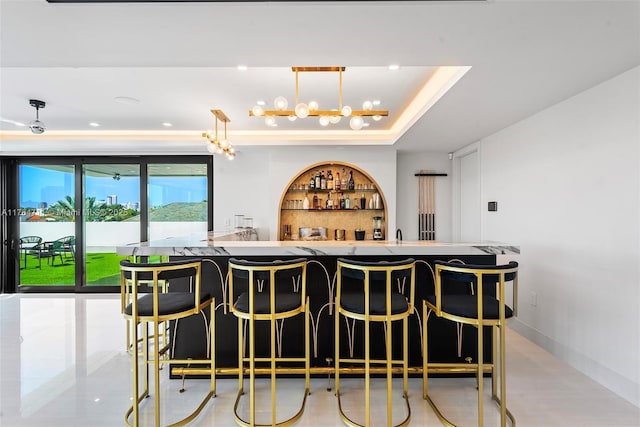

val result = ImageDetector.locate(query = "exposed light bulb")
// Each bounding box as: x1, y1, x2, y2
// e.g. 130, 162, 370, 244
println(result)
308, 101, 319, 111
295, 103, 309, 119
265, 116, 277, 127
362, 100, 373, 111
329, 115, 341, 124
341, 105, 352, 117
219, 139, 229, 149
207, 142, 218, 154
252, 105, 264, 116
274, 96, 288, 111
319, 116, 330, 126
372, 115, 382, 121
227, 152, 236, 160
349, 116, 364, 130
288, 115, 297, 122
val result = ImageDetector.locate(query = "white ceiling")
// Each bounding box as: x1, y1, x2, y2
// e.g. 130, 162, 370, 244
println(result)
0, 0, 638, 155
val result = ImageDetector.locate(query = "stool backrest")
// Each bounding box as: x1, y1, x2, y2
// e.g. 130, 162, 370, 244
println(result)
228, 258, 307, 315
336, 258, 416, 316
119, 259, 202, 317
433, 260, 519, 318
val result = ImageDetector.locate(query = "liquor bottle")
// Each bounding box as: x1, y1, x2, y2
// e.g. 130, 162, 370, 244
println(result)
303, 193, 310, 209
313, 192, 319, 209
341, 168, 347, 189
326, 192, 333, 209
321, 170, 326, 190
315, 171, 321, 190
360, 193, 366, 210
309, 173, 315, 190
348, 170, 355, 190
339, 194, 345, 209
345, 194, 350, 209
327, 170, 334, 190
335, 172, 341, 190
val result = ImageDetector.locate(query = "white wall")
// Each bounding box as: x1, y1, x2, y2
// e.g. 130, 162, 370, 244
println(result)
478, 66, 640, 406
396, 151, 452, 241
213, 146, 398, 241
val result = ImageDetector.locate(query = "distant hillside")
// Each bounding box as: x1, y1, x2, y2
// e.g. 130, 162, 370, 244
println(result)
125, 202, 207, 221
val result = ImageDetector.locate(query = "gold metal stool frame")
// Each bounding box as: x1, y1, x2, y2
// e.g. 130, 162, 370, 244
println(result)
335, 258, 416, 427
120, 259, 216, 427
228, 258, 310, 427
423, 261, 518, 427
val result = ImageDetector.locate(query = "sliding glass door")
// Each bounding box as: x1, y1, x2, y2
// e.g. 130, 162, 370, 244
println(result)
83, 164, 140, 286
18, 164, 76, 287
147, 163, 209, 241
8, 156, 212, 292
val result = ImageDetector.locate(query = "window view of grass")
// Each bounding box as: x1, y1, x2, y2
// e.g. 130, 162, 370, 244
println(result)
20, 252, 126, 286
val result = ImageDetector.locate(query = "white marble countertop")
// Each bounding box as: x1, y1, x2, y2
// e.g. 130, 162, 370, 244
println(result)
116, 232, 519, 257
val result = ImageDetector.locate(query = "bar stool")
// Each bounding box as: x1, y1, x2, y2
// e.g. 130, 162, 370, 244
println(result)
334, 258, 416, 427
422, 261, 518, 427
228, 258, 310, 427
120, 259, 216, 427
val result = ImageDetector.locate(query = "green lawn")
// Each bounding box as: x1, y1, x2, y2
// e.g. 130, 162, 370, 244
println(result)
20, 252, 125, 286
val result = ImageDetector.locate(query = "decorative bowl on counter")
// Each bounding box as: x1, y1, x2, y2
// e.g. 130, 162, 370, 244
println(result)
299, 227, 328, 241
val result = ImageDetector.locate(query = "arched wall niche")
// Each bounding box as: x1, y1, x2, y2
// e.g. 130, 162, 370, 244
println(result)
277, 161, 388, 241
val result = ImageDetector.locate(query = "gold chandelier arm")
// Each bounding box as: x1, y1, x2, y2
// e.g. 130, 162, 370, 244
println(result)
250, 109, 388, 117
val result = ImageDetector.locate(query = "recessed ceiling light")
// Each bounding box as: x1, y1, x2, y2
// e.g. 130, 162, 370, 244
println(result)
237, 65, 248, 71
114, 96, 141, 105
372, 100, 381, 106
256, 100, 266, 106
388, 64, 400, 71
89, 122, 100, 127
162, 122, 173, 127
363, 122, 370, 127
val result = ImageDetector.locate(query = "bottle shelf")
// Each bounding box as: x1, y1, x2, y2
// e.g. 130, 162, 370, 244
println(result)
281, 208, 384, 211
287, 188, 378, 193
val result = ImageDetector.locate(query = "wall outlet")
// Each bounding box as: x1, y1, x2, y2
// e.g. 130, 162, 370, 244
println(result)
529, 291, 538, 307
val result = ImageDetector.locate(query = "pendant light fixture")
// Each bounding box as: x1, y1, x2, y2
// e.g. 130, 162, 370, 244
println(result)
249, 67, 388, 130
201, 109, 235, 160
28, 99, 46, 134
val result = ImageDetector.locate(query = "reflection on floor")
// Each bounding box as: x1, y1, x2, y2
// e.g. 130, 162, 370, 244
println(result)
0, 294, 638, 426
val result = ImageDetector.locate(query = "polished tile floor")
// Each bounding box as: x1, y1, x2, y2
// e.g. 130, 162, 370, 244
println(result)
1, 293, 638, 426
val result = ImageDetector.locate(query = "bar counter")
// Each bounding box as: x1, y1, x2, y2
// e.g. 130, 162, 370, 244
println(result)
117, 235, 519, 376
116, 232, 520, 257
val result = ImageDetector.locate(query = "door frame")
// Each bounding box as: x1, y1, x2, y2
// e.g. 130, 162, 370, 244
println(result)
452, 142, 481, 242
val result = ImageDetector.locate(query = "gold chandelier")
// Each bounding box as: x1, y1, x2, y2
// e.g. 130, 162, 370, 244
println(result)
202, 109, 235, 160
249, 66, 389, 130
